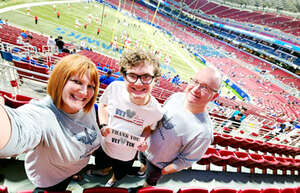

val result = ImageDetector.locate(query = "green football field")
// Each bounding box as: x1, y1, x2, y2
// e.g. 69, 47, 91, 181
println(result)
0, 0, 205, 81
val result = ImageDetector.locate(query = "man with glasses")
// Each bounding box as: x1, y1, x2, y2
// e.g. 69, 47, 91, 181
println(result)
130, 66, 222, 190
89, 49, 163, 187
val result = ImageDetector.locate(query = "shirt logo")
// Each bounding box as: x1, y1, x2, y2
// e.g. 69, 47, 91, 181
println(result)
126, 109, 136, 118
161, 114, 174, 130
75, 126, 97, 145
158, 113, 175, 140
114, 108, 144, 126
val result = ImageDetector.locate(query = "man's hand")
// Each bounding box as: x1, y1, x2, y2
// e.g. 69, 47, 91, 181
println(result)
161, 164, 177, 175
101, 126, 110, 137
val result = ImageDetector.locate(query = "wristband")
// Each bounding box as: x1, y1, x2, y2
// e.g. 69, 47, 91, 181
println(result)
99, 124, 107, 129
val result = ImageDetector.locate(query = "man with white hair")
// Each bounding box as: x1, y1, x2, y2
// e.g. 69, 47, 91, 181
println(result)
129, 66, 222, 190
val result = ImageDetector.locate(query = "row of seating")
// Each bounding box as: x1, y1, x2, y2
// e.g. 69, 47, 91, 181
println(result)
13, 60, 50, 81
213, 133, 300, 156
198, 147, 300, 174
7, 186, 299, 193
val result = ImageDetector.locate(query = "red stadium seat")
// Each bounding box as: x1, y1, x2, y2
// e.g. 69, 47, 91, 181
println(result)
0, 90, 13, 98
83, 187, 128, 193
213, 150, 239, 168
295, 187, 300, 193
18, 191, 71, 193
262, 155, 279, 170
197, 147, 218, 165
0, 185, 8, 193
230, 151, 249, 170
217, 134, 233, 147
230, 136, 245, 149
280, 188, 296, 193
177, 187, 209, 193
10, 80, 18, 88
4, 94, 29, 108
261, 188, 280, 193
239, 138, 257, 150
210, 188, 237, 193
250, 140, 265, 152
13, 60, 33, 78
238, 189, 261, 193
16, 94, 33, 102
275, 157, 290, 171
284, 158, 298, 171
212, 133, 223, 145
31, 65, 50, 81
138, 187, 173, 193
245, 153, 265, 172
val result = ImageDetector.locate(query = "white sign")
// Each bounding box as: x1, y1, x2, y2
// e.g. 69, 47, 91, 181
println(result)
106, 128, 144, 150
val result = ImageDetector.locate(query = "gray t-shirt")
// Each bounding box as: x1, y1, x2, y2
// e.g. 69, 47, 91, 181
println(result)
0, 96, 102, 187
144, 92, 214, 171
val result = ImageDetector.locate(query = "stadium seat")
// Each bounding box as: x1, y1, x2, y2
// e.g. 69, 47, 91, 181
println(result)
4, 94, 29, 108
211, 133, 224, 145
31, 65, 50, 81
0, 90, 13, 98
295, 187, 300, 193
230, 136, 245, 149
261, 188, 280, 193
262, 155, 279, 170
274, 157, 290, 171
280, 188, 296, 193
238, 189, 261, 193
217, 134, 233, 147
18, 190, 71, 193
138, 187, 173, 193
0, 51, 13, 62
245, 153, 265, 173
210, 188, 237, 193
177, 187, 209, 193
197, 147, 219, 165
239, 138, 257, 150
16, 94, 33, 102
230, 151, 249, 171
83, 187, 128, 193
13, 60, 34, 78
213, 150, 239, 170
250, 140, 265, 152
0, 185, 8, 193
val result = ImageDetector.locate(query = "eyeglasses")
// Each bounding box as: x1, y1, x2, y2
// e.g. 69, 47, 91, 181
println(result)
124, 72, 155, 84
189, 78, 218, 93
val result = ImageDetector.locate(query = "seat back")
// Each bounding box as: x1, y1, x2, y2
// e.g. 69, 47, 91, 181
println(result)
238, 189, 261, 193
83, 187, 128, 193
138, 187, 173, 193
211, 188, 237, 193
0, 51, 13, 62
261, 188, 280, 193
0, 185, 8, 193
280, 188, 296, 193
18, 191, 71, 193
177, 187, 209, 193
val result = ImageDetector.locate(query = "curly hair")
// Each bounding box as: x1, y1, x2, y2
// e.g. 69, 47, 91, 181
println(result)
119, 49, 161, 78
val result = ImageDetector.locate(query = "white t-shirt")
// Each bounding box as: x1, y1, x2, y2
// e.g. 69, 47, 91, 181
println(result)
99, 81, 163, 161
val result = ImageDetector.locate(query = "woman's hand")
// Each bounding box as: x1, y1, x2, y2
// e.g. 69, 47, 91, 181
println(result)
101, 126, 110, 137
0, 96, 5, 105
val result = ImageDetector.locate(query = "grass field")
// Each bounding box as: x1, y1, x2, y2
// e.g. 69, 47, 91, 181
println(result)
0, 0, 205, 81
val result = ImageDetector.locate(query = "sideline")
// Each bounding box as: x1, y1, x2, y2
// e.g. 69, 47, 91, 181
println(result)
0, 0, 81, 13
